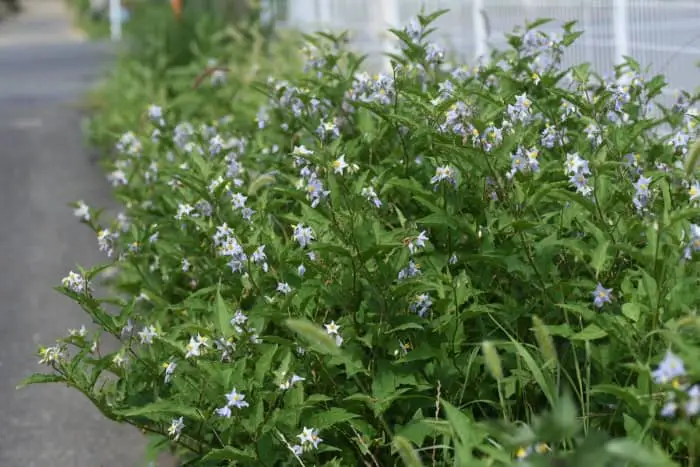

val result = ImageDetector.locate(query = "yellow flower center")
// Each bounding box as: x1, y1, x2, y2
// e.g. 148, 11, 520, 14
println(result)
535, 443, 550, 454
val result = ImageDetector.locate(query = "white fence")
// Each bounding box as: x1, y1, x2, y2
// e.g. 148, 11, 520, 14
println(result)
269, 0, 700, 95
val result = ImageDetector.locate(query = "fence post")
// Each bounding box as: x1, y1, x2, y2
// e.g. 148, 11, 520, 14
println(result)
613, 0, 629, 64
317, 0, 331, 28
378, 0, 400, 72
288, 0, 317, 32
472, 0, 487, 60
108, 0, 122, 41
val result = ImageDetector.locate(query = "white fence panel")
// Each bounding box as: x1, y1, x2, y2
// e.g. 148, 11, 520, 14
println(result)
271, 0, 700, 96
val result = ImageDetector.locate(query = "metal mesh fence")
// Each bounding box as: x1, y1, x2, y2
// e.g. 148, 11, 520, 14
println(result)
267, 0, 700, 98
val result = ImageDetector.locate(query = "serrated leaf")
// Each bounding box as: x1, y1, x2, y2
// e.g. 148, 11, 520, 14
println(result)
16, 373, 65, 389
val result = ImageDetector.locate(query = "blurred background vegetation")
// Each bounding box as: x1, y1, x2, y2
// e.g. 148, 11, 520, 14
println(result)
68, 0, 272, 41
71, 0, 302, 153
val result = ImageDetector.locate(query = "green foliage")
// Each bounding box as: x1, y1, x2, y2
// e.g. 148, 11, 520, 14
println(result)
22, 9, 700, 467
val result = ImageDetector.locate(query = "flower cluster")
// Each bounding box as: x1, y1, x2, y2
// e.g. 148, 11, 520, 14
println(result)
26, 9, 700, 467
652, 351, 700, 418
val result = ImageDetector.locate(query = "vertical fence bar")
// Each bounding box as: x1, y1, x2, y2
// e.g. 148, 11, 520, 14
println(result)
289, 0, 317, 32
613, 0, 629, 64
472, 0, 487, 59
582, 1, 594, 69
377, 0, 401, 72
318, 0, 331, 28
109, 0, 122, 41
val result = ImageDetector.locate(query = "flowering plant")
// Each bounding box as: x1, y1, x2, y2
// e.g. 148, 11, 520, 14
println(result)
21, 10, 700, 466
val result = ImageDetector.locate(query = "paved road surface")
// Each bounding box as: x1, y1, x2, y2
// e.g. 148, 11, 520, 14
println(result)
0, 2, 151, 466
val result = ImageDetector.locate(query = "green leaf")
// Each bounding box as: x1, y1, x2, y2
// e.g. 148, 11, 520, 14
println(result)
305, 407, 359, 430
305, 394, 332, 404
526, 181, 569, 208
416, 212, 459, 231
621, 303, 641, 323
555, 302, 597, 321
590, 240, 610, 277
285, 319, 341, 356
571, 324, 608, 341
327, 172, 343, 210
388, 322, 425, 333
382, 177, 431, 197
372, 361, 398, 402
254, 345, 278, 386
395, 419, 437, 446
114, 400, 203, 420
200, 446, 257, 463
685, 138, 700, 178
526, 17, 554, 30
16, 373, 65, 389
392, 436, 425, 467
562, 30, 584, 46
344, 394, 374, 404
623, 413, 644, 440
669, 207, 700, 227
214, 285, 230, 338
547, 188, 598, 217
394, 205, 408, 228
440, 400, 480, 463
545, 391, 580, 440
639, 269, 659, 314
189, 149, 210, 180
605, 439, 676, 466
590, 384, 644, 413
313, 242, 353, 259
508, 340, 556, 406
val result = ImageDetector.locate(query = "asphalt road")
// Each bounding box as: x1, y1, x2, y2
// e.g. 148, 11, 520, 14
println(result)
0, 2, 150, 466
